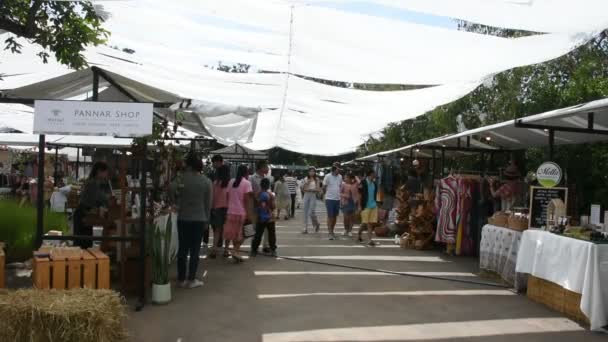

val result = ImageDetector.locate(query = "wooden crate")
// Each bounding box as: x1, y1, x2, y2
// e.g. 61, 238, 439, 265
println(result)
0, 244, 5, 288
33, 247, 110, 290
527, 275, 589, 324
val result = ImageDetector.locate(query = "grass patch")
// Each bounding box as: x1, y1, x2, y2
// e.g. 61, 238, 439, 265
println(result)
0, 200, 69, 262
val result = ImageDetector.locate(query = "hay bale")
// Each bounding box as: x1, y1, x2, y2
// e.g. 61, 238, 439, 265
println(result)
0, 288, 128, 342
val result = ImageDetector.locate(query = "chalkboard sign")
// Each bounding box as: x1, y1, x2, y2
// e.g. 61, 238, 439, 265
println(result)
529, 186, 568, 228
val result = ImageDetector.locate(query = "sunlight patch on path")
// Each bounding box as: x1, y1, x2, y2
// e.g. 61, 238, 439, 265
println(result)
262, 317, 583, 342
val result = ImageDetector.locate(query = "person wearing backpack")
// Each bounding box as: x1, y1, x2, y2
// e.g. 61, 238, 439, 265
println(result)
250, 178, 277, 257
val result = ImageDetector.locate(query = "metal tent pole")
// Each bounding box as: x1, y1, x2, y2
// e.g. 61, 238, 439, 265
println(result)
136, 142, 148, 311
548, 129, 555, 161
76, 147, 80, 179
54, 147, 59, 184
36, 135, 46, 249
440, 148, 446, 178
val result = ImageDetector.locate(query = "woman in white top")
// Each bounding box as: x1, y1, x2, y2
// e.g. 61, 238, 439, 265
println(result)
301, 167, 321, 233
274, 174, 292, 220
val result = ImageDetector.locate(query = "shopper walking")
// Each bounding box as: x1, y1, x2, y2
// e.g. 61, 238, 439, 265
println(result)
203, 154, 225, 250
341, 172, 359, 237
170, 154, 213, 288
285, 171, 298, 218
301, 167, 321, 234
250, 160, 272, 252
274, 174, 291, 220
323, 165, 343, 240
358, 170, 379, 247
251, 178, 277, 257
208, 164, 231, 259
224, 164, 253, 263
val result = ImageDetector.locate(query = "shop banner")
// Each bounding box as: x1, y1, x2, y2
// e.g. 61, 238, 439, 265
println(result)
536, 162, 562, 188
34, 100, 153, 137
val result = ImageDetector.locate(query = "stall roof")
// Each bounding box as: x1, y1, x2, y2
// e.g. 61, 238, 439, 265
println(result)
358, 98, 608, 161
211, 143, 268, 161
0, 133, 135, 148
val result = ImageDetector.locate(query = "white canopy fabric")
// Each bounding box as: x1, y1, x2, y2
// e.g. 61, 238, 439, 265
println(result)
99, 0, 597, 85
323, 0, 608, 34
2, 0, 607, 155
1, 36, 483, 154
358, 98, 608, 161
0, 104, 34, 133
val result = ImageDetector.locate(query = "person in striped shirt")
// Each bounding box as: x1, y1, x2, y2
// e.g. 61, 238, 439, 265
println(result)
285, 171, 299, 218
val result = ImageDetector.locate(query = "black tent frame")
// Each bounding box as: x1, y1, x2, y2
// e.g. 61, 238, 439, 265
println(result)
0, 67, 178, 311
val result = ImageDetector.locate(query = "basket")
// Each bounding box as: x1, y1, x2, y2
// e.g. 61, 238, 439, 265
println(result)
508, 215, 529, 231
527, 275, 589, 325
489, 212, 509, 227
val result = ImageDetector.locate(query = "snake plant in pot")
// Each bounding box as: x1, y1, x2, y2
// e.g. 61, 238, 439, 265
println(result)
151, 212, 175, 304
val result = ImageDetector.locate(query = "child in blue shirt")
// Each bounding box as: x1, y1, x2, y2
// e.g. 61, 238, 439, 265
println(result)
251, 178, 277, 257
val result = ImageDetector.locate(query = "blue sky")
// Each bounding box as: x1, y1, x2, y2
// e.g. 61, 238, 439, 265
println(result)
316, 1, 457, 29
196, 1, 457, 33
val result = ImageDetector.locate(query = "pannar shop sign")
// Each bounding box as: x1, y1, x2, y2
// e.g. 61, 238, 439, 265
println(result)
536, 162, 562, 188
34, 100, 153, 137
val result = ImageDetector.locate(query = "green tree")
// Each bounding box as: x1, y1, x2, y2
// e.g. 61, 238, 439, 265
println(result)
0, 0, 108, 69
360, 22, 608, 211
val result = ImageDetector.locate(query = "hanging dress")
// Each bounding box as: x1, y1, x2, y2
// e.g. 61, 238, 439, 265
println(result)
435, 176, 458, 244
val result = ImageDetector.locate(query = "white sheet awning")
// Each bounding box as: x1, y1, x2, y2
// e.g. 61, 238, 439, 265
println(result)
358, 98, 608, 160
1, 0, 606, 155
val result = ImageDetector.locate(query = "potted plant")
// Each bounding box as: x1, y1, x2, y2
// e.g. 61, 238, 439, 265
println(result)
151, 212, 175, 304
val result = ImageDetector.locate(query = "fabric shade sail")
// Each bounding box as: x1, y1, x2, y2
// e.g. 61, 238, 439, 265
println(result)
98, 0, 598, 85
2, 0, 607, 155
328, 0, 608, 34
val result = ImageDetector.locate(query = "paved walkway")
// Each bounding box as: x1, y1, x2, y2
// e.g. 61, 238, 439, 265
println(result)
127, 205, 605, 342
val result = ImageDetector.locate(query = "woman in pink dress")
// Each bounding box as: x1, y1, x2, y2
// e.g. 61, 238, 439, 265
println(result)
224, 164, 253, 263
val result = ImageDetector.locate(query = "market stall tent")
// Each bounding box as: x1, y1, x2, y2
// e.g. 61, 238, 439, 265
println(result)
211, 144, 268, 163
357, 98, 608, 161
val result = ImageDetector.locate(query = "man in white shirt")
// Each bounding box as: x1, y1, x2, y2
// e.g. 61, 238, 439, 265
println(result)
323, 166, 343, 240
50, 184, 72, 213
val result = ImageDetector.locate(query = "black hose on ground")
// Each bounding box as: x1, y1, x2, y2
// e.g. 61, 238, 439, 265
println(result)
229, 248, 512, 289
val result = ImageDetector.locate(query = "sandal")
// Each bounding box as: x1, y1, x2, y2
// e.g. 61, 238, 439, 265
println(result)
223, 250, 231, 258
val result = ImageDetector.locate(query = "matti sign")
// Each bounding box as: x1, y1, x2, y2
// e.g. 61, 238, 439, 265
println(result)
34, 100, 153, 137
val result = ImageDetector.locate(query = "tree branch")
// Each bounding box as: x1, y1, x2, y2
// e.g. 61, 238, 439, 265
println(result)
25, 0, 43, 36
0, 18, 31, 38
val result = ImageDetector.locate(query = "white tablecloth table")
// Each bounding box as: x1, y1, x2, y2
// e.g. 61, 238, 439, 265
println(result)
516, 229, 608, 330
479, 224, 526, 287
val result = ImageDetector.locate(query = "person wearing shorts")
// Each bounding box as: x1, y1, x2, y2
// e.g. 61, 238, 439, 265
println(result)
323, 166, 343, 240
208, 164, 230, 259
358, 169, 378, 246
224, 164, 253, 263
341, 172, 358, 237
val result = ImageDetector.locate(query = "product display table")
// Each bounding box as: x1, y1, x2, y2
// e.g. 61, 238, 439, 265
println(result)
516, 229, 608, 330
479, 224, 526, 287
